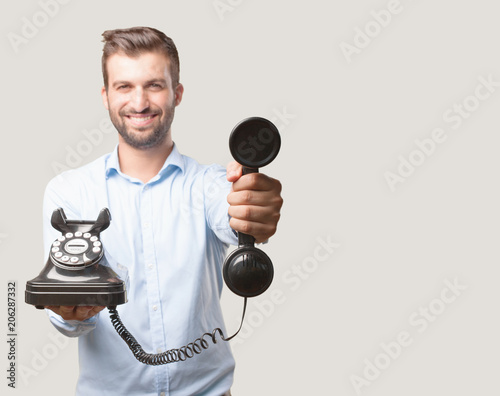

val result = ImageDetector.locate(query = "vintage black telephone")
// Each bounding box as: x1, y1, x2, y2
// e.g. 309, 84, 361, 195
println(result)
26, 117, 281, 365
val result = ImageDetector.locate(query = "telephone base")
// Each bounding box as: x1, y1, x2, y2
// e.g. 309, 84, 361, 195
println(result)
25, 258, 127, 308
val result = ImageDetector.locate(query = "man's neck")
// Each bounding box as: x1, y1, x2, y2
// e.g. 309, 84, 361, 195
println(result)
117, 137, 174, 183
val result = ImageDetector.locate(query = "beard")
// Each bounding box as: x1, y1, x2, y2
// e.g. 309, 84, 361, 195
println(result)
109, 100, 176, 150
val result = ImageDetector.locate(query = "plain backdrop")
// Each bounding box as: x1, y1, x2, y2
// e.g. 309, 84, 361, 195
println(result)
1, 0, 500, 395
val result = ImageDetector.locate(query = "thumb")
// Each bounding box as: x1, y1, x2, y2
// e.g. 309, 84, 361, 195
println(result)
226, 161, 243, 183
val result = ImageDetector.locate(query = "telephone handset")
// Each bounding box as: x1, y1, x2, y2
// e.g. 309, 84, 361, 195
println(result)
224, 116, 281, 297
25, 117, 280, 365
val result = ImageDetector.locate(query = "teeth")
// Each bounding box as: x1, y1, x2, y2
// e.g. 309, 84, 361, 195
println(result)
129, 115, 153, 122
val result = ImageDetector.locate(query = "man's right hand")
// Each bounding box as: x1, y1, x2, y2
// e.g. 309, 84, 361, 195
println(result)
45, 306, 105, 321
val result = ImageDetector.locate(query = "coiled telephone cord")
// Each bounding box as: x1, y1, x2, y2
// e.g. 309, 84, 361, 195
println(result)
108, 298, 247, 365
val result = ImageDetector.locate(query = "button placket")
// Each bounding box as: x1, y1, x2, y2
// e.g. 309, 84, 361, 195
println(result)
140, 183, 169, 392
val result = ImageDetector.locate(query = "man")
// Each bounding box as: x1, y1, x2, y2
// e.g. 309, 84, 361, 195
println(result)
43, 27, 282, 396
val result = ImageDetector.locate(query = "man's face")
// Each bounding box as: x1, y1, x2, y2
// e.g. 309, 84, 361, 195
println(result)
101, 51, 183, 149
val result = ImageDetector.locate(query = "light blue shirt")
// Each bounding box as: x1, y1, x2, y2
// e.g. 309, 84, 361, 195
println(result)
43, 144, 238, 396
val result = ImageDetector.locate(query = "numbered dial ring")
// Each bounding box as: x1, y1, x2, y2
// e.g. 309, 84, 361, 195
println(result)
50, 232, 102, 268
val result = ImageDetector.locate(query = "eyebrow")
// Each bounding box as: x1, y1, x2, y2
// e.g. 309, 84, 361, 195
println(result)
112, 78, 168, 88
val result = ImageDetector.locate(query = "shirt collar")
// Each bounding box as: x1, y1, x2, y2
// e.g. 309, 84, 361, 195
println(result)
105, 143, 185, 181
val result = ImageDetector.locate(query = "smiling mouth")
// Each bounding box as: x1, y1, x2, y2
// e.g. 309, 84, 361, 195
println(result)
125, 114, 158, 126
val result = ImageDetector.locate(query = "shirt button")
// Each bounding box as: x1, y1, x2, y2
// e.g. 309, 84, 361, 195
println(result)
157, 348, 162, 353
160, 392, 165, 396
152, 305, 158, 311
143, 222, 149, 229
148, 263, 153, 269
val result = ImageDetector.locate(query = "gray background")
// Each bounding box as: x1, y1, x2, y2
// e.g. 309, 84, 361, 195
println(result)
1, 0, 500, 395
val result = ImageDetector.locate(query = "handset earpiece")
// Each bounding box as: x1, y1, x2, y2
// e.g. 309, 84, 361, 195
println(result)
223, 117, 281, 297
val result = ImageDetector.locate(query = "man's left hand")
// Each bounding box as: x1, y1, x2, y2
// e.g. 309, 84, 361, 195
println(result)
226, 161, 283, 243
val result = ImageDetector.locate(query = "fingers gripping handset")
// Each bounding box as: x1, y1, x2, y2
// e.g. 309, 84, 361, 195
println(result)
223, 117, 281, 297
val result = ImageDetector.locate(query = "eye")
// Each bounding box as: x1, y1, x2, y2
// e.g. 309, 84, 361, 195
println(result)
149, 83, 163, 89
116, 85, 129, 90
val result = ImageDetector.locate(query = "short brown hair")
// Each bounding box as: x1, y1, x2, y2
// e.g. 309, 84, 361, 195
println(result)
101, 26, 180, 89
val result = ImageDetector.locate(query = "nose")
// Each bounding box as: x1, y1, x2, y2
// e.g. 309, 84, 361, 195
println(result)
130, 87, 149, 112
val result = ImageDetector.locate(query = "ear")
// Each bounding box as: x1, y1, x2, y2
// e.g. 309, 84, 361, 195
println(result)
101, 86, 109, 110
174, 83, 184, 106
